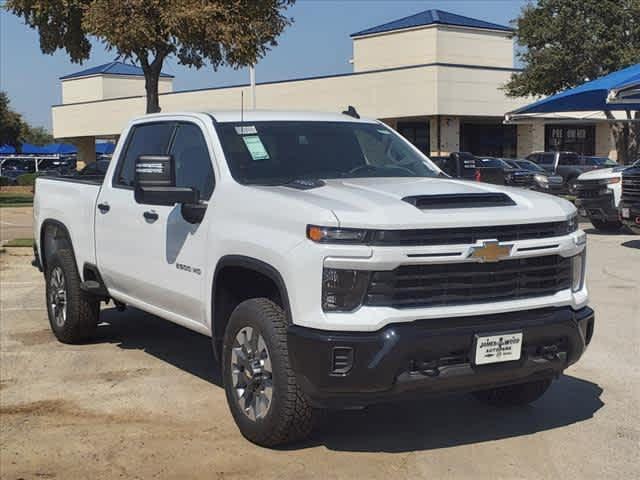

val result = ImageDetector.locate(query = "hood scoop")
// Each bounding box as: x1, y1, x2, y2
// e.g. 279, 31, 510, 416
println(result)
403, 193, 516, 210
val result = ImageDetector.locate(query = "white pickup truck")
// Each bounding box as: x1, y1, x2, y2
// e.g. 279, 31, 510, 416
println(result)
33, 110, 594, 446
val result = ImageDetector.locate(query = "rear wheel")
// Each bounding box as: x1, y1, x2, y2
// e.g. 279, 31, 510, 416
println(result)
222, 298, 317, 447
591, 219, 623, 232
45, 249, 99, 343
472, 379, 552, 407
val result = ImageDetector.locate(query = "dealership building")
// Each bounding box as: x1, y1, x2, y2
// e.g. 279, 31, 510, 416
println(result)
51, 9, 616, 165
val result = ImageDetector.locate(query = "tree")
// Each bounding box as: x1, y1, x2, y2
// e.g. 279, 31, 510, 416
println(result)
21, 125, 54, 146
6, 0, 295, 114
0, 92, 24, 147
505, 0, 640, 164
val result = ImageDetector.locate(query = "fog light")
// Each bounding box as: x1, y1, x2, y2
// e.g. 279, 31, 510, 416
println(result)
572, 250, 586, 292
322, 268, 369, 312
331, 347, 354, 375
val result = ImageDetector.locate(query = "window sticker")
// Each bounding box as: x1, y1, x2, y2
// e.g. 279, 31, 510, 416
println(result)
242, 135, 270, 161
235, 125, 257, 135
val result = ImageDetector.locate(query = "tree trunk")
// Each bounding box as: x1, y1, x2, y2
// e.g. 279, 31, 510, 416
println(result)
604, 111, 639, 165
143, 68, 161, 114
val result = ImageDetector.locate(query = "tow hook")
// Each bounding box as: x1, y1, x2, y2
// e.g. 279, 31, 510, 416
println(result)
540, 344, 559, 361
416, 360, 440, 377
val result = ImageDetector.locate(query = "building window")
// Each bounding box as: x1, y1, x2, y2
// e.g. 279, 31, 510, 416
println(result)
460, 123, 517, 158
397, 121, 429, 154
545, 125, 595, 155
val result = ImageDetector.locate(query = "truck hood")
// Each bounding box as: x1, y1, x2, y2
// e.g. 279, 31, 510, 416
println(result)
578, 166, 625, 180
260, 177, 575, 229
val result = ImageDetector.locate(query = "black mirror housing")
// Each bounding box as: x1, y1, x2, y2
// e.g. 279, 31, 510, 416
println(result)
134, 154, 200, 206
134, 185, 199, 206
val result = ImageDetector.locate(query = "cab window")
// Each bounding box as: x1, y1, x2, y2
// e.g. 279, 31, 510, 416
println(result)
170, 123, 215, 199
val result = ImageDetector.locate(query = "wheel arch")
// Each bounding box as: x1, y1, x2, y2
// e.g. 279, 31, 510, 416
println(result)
210, 255, 292, 360
39, 219, 79, 276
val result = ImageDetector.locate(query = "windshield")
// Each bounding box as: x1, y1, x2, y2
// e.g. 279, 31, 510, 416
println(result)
515, 160, 545, 172
217, 121, 440, 185
475, 157, 506, 169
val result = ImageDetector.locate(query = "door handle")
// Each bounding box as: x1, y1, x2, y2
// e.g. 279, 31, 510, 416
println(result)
97, 202, 110, 213
143, 210, 159, 221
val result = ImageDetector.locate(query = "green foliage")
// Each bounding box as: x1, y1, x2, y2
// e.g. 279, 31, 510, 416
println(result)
16, 173, 37, 186
0, 176, 13, 187
0, 92, 24, 147
5, 0, 296, 113
21, 125, 54, 146
3, 238, 34, 247
506, 0, 640, 97
0, 192, 34, 207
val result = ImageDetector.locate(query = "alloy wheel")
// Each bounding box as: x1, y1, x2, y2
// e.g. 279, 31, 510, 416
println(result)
49, 266, 67, 327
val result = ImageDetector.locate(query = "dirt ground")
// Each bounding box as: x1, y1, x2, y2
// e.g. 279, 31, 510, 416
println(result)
0, 207, 33, 244
1, 226, 639, 480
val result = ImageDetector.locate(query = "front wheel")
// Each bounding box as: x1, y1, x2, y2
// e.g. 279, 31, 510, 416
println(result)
222, 298, 317, 447
472, 379, 552, 407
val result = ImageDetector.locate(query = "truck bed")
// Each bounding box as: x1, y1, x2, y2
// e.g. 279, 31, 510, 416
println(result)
34, 175, 103, 276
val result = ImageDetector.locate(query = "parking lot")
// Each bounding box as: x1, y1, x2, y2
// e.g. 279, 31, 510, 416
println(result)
0, 224, 638, 479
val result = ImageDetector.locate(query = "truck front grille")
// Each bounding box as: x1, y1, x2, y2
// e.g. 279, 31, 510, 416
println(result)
368, 220, 574, 246
622, 174, 640, 202
365, 255, 571, 309
511, 173, 534, 185
576, 180, 605, 199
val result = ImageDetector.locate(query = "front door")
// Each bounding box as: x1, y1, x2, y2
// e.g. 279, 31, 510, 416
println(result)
95, 120, 215, 325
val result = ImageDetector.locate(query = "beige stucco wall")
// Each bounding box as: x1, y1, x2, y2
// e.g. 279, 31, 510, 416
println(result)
438, 117, 460, 155
352, 28, 438, 72
435, 27, 513, 68
595, 122, 616, 160
516, 120, 545, 158
53, 64, 530, 140
71, 136, 96, 168
62, 75, 173, 104
352, 25, 513, 73
61, 76, 104, 104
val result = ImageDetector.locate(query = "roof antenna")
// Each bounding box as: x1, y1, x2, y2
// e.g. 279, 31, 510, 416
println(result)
342, 105, 360, 119
241, 90, 244, 125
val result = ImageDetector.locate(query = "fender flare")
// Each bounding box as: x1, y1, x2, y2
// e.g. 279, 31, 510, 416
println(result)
39, 219, 79, 275
211, 254, 292, 338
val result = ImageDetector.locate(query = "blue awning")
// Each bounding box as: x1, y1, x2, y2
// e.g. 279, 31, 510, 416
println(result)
0, 144, 16, 154
42, 143, 77, 154
20, 143, 49, 154
509, 63, 640, 115
96, 142, 115, 155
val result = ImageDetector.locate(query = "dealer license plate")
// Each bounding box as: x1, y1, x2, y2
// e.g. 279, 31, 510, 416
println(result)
622, 208, 630, 219
474, 332, 523, 365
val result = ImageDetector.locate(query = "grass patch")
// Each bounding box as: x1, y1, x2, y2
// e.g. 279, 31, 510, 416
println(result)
3, 238, 34, 247
0, 192, 33, 207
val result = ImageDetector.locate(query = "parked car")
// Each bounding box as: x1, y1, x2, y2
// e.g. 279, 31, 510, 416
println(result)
478, 157, 536, 188
620, 159, 640, 234
32, 111, 593, 447
575, 166, 628, 231
438, 152, 504, 185
526, 151, 603, 194
504, 159, 564, 193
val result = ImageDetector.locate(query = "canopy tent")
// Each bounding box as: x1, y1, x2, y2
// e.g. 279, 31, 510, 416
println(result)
20, 143, 49, 154
0, 145, 16, 154
41, 143, 77, 154
95, 142, 115, 155
506, 63, 640, 122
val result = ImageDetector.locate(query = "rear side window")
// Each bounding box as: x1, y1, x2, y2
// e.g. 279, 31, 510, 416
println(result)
115, 122, 175, 187
539, 153, 555, 165
170, 123, 215, 199
559, 153, 579, 166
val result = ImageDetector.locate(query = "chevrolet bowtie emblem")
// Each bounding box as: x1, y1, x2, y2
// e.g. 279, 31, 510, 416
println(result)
469, 241, 513, 263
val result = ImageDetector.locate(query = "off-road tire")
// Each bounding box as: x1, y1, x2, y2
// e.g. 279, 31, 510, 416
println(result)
222, 298, 316, 447
45, 249, 99, 343
472, 379, 552, 407
591, 219, 623, 232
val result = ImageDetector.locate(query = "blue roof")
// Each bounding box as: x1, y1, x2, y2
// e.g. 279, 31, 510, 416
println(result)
42, 143, 77, 154
60, 61, 173, 80
351, 9, 512, 37
20, 143, 49, 154
0, 144, 16, 154
510, 63, 640, 115
96, 142, 115, 155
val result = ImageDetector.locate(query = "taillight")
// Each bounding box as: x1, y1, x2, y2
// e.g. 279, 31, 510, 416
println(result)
474, 169, 482, 182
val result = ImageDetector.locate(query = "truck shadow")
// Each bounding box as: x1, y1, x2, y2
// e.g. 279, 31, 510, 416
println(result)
94, 306, 603, 453
621, 239, 640, 249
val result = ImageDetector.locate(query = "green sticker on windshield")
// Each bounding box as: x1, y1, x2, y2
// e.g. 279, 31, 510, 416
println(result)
242, 135, 270, 161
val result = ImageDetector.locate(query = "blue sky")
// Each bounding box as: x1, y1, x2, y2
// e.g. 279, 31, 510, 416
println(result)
0, 0, 528, 130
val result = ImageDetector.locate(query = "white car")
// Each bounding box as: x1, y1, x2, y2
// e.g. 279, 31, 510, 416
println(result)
575, 165, 628, 231
32, 110, 594, 446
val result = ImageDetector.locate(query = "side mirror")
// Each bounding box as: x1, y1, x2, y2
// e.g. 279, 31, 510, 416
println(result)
134, 154, 198, 206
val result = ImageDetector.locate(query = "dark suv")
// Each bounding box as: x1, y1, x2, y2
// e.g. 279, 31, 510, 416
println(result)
526, 151, 602, 194
620, 160, 640, 233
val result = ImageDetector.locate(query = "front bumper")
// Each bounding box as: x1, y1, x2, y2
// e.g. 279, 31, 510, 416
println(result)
576, 193, 618, 222
288, 306, 594, 408
620, 201, 640, 232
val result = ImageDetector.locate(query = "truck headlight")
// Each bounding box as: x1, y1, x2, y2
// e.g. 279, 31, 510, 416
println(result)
534, 174, 549, 187
322, 268, 369, 311
571, 249, 586, 292
307, 225, 368, 244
